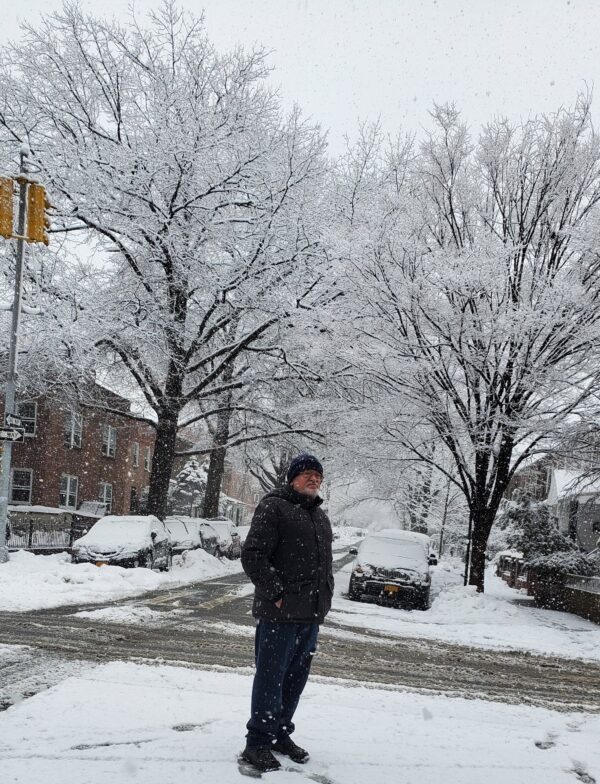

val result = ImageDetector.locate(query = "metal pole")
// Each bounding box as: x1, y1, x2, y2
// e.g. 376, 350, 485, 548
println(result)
463, 510, 474, 586
0, 148, 29, 563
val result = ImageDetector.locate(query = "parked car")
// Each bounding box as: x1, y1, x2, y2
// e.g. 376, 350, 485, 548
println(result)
166, 516, 221, 557
196, 521, 221, 557
235, 524, 251, 546
206, 519, 242, 559
165, 518, 203, 555
72, 515, 173, 571
347, 529, 434, 610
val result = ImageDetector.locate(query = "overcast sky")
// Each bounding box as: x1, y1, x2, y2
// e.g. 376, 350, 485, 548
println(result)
3, 0, 600, 152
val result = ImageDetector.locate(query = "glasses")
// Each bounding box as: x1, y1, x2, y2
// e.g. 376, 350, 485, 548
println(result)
298, 471, 322, 483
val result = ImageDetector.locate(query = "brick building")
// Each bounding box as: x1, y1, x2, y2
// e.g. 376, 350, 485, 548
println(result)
2, 386, 156, 515
220, 460, 262, 523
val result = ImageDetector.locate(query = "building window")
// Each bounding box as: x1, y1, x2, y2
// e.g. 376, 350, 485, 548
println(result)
102, 425, 117, 458
132, 441, 140, 468
63, 411, 83, 449
59, 475, 78, 509
10, 469, 32, 504
16, 401, 37, 436
129, 487, 138, 513
98, 482, 113, 514
144, 446, 152, 472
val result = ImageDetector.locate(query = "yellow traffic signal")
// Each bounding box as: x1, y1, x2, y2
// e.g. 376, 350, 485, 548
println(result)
26, 183, 50, 245
0, 177, 14, 239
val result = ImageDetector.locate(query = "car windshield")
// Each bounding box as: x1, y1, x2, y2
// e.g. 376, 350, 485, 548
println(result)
358, 538, 427, 568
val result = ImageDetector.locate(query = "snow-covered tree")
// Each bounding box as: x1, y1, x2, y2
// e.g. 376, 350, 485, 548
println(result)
0, 2, 330, 518
333, 100, 600, 590
168, 457, 207, 516
500, 492, 574, 559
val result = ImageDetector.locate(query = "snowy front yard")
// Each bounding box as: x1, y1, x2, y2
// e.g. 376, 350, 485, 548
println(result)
329, 560, 600, 663
0, 549, 243, 612
0, 660, 597, 784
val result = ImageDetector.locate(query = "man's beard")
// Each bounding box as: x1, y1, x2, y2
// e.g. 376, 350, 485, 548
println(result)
300, 486, 320, 497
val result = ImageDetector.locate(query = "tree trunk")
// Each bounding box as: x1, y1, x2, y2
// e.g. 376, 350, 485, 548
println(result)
468, 513, 494, 592
202, 444, 227, 518
202, 407, 232, 518
147, 413, 179, 521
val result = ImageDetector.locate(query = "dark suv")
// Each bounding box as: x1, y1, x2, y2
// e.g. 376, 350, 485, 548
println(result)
348, 529, 434, 610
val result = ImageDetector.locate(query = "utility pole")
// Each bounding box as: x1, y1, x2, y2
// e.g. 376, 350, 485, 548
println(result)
0, 147, 49, 564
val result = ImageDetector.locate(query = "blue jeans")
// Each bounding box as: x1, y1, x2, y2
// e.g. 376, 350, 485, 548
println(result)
246, 620, 319, 748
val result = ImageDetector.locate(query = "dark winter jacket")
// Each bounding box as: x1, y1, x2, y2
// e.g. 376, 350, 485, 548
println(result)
241, 484, 334, 624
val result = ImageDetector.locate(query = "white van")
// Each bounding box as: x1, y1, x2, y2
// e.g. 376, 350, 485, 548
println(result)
347, 529, 434, 610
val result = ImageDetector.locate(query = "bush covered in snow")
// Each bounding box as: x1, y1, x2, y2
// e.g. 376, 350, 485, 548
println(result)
527, 550, 600, 580
497, 491, 600, 583
500, 492, 575, 560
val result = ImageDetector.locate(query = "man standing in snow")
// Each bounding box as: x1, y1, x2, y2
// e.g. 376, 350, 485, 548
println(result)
240, 454, 334, 773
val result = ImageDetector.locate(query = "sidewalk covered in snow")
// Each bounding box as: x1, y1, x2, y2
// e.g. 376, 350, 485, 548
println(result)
0, 661, 597, 784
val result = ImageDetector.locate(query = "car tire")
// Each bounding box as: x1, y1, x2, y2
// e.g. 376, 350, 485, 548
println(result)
348, 576, 362, 601
416, 590, 430, 611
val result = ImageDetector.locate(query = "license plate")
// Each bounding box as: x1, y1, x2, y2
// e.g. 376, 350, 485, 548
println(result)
95, 561, 108, 567
384, 584, 399, 593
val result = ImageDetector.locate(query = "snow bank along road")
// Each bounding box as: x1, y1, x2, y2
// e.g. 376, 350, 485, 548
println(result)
1, 554, 600, 714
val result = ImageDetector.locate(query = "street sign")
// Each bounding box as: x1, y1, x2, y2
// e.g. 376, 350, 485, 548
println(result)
0, 427, 24, 442
4, 412, 22, 428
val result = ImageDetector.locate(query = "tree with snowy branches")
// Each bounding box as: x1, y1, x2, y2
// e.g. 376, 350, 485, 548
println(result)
332, 99, 600, 590
0, 2, 331, 518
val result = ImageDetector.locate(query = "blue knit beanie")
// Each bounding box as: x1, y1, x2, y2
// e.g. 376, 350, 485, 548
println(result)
287, 454, 324, 484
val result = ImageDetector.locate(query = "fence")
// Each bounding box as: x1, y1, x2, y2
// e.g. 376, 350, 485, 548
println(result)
6, 509, 98, 554
496, 554, 600, 624
562, 574, 600, 624
8, 519, 73, 551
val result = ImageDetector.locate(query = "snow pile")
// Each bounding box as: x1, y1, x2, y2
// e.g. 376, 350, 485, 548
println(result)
427, 584, 519, 625
175, 546, 241, 577
0, 660, 597, 784
328, 561, 600, 662
75, 606, 180, 625
0, 549, 243, 612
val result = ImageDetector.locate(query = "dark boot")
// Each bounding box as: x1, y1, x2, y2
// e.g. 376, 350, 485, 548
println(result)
241, 746, 282, 772
272, 735, 309, 763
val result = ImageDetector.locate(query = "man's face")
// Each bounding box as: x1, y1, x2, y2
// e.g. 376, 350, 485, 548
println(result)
291, 469, 323, 497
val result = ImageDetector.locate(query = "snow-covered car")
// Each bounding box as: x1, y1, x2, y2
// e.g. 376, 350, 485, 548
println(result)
348, 529, 434, 610
72, 515, 173, 570
196, 522, 221, 557
206, 519, 242, 559
165, 518, 203, 554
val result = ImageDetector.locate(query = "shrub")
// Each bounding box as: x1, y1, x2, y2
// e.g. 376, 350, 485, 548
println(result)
501, 491, 575, 560
527, 550, 600, 581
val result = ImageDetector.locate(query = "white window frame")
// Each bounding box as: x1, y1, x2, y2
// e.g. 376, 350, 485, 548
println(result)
64, 410, 83, 449
10, 468, 32, 504
59, 474, 78, 509
144, 446, 152, 472
16, 401, 37, 437
132, 441, 140, 468
102, 424, 117, 458
98, 482, 113, 514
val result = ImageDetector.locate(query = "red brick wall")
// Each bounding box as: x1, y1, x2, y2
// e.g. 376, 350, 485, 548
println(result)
3, 395, 156, 515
